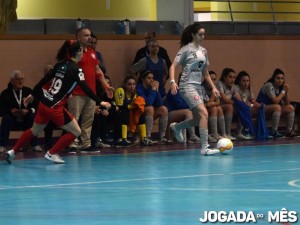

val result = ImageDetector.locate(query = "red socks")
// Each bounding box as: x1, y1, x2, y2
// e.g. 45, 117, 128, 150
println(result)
13, 129, 34, 153
49, 133, 76, 155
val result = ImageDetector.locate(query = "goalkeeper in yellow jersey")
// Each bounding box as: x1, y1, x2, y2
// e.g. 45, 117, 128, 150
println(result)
114, 75, 157, 146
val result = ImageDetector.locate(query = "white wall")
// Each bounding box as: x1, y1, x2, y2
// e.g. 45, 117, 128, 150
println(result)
156, 0, 194, 27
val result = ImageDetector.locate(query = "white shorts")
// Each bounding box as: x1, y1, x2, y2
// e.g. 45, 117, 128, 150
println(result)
179, 84, 204, 110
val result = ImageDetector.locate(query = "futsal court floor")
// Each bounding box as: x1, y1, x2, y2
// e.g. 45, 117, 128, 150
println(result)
1, 138, 300, 225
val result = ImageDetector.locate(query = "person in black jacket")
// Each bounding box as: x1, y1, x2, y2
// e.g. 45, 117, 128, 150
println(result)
0, 70, 42, 153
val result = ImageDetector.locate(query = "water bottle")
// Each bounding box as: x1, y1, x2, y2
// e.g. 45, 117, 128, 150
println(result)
76, 18, 82, 29
159, 22, 165, 34
124, 19, 130, 35
175, 21, 181, 35
117, 20, 125, 34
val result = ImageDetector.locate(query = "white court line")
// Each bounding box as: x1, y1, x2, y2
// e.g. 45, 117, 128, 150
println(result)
1, 167, 300, 191
43, 186, 300, 193
229, 167, 300, 175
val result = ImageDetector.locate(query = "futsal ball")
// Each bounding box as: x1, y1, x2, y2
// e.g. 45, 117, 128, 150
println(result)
216, 138, 233, 155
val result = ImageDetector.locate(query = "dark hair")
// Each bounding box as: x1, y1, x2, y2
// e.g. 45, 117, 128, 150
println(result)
180, 23, 204, 47
138, 70, 153, 83
145, 30, 156, 38
56, 40, 82, 61
203, 70, 217, 90
235, 70, 249, 85
220, 68, 236, 82
266, 68, 285, 84
104, 75, 110, 81
91, 32, 97, 40
123, 75, 137, 85
209, 70, 216, 76
121, 75, 137, 98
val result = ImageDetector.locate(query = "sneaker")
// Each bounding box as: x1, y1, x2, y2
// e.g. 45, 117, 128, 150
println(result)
170, 122, 184, 143
200, 145, 220, 156
141, 137, 157, 146
6, 150, 15, 164
159, 137, 173, 144
188, 135, 201, 143
44, 151, 65, 164
116, 139, 134, 147
236, 133, 252, 140
95, 138, 111, 149
33, 145, 43, 152
208, 135, 217, 143
133, 136, 141, 144
0, 146, 7, 153
286, 130, 297, 138
226, 134, 237, 141
80, 146, 101, 153
273, 130, 284, 139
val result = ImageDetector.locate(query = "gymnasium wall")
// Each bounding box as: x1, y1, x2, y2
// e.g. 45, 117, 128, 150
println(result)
0, 35, 299, 102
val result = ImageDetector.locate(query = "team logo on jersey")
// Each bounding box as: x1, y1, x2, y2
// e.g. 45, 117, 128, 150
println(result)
175, 53, 181, 62
118, 92, 124, 100
91, 53, 96, 59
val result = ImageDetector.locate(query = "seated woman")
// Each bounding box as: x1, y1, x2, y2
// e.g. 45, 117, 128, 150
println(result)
234, 70, 261, 140
136, 71, 170, 144
256, 68, 296, 138
201, 71, 226, 142
216, 68, 238, 140
91, 75, 114, 149
165, 74, 200, 143
114, 75, 154, 146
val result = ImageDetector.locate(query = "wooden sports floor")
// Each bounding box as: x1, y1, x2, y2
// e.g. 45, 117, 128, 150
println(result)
1, 138, 300, 225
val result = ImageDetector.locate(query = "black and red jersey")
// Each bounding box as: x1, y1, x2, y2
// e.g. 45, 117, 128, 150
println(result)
32, 60, 101, 108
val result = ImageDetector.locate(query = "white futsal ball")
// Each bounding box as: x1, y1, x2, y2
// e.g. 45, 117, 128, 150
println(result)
216, 138, 233, 155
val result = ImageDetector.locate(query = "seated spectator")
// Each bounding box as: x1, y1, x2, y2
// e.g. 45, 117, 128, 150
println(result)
201, 71, 226, 142
131, 40, 168, 98
256, 68, 296, 138
0, 70, 42, 153
133, 30, 171, 71
136, 71, 169, 144
234, 71, 262, 140
165, 74, 200, 143
291, 101, 300, 136
91, 75, 114, 149
114, 75, 154, 146
216, 68, 238, 140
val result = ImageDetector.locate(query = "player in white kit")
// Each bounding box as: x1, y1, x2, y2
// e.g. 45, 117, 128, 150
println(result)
168, 23, 220, 155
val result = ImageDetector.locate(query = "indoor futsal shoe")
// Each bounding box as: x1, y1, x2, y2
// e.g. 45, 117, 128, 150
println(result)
45, 151, 65, 164
200, 145, 220, 156
170, 122, 184, 143
6, 150, 15, 164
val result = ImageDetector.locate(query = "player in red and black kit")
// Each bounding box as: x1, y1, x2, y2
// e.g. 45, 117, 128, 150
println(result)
6, 40, 111, 164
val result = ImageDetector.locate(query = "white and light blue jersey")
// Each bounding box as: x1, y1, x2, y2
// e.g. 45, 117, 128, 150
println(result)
174, 43, 209, 86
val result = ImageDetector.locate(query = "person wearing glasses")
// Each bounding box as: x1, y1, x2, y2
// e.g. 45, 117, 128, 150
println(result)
0, 70, 42, 153
256, 68, 296, 138
133, 30, 171, 70
168, 23, 220, 155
